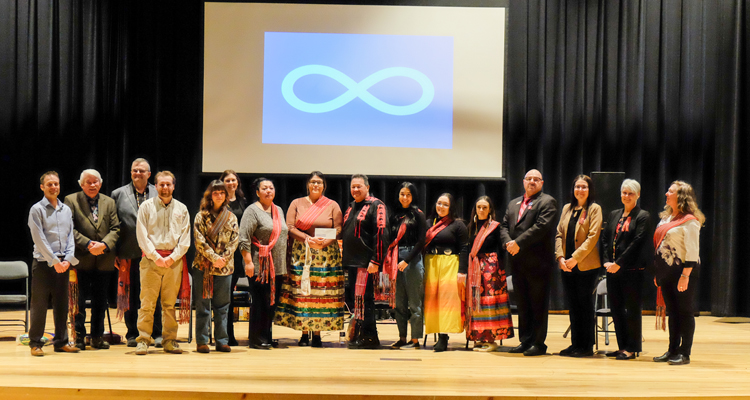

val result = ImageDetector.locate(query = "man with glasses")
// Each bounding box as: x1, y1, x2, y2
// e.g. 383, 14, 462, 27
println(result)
111, 158, 162, 347
499, 169, 558, 356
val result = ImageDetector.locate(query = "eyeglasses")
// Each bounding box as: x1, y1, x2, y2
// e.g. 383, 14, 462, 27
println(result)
524, 177, 543, 182
574, 186, 589, 190
309, 180, 324, 186
132, 169, 149, 174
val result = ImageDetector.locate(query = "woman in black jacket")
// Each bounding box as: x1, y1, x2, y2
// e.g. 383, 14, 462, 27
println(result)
600, 179, 653, 360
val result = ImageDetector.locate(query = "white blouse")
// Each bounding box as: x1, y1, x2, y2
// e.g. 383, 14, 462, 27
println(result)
656, 216, 701, 266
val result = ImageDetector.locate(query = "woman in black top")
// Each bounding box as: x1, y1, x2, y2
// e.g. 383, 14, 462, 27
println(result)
220, 169, 247, 346
387, 182, 427, 350
465, 196, 514, 352
600, 179, 653, 360
423, 193, 469, 352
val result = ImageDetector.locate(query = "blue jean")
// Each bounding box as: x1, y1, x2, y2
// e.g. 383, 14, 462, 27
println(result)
192, 268, 231, 346
395, 247, 424, 340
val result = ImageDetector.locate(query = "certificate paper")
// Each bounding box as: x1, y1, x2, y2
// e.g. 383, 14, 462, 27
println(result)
314, 228, 337, 239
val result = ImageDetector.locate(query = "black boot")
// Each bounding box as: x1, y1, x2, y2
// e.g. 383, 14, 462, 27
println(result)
434, 334, 449, 352
298, 333, 310, 346
348, 323, 363, 349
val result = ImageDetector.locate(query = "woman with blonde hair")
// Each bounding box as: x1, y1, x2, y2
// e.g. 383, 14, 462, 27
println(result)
653, 181, 705, 366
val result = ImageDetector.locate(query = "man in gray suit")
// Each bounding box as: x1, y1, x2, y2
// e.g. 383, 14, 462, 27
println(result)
111, 158, 162, 347
64, 169, 121, 350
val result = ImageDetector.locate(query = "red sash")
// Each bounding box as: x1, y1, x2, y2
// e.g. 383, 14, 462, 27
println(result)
382, 223, 407, 307
294, 196, 332, 233
424, 217, 452, 248
653, 213, 697, 330
251, 204, 283, 305
151, 249, 190, 324
114, 257, 131, 321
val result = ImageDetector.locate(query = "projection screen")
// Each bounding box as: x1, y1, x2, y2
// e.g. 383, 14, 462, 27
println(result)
203, 2, 506, 178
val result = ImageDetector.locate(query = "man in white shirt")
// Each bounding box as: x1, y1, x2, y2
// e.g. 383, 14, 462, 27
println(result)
134, 171, 191, 355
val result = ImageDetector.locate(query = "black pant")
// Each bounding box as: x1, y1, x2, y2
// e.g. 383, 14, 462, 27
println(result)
227, 261, 245, 343
561, 268, 598, 350
74, 269, 111, 339
660, 268, 696, 356
345, 266, 377, 337
511, 264, 551, 350
247, 275, 282, 345
124, 256, 162, 340
29, 260, 70, 349
607, 269, 643, 352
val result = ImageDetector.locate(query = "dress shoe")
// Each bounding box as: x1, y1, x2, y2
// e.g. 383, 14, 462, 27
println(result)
196, 344, 210, 353
215, 344, 232, 352
298, 333, 310, 346
311, 335, 322, 348
30, 347, 44, 357
271, 340, 279, 348
74, 340, 86, 351
667, 354, 690, 365
54, 344, 81, 353
348, 338, 364, 349
391, 339, 408, 349
433, 334, 449, 352
523, 346, 547, 356
360, 336, 381, 349
653, 351, 673, 362
570, 349, 594, 358
615, 352, 636, 360
250, 342, 272, 350
91, 337, 110, 350
558, 345, 576, 357
605, 350, 623, 357
508, 344, 530, 354
126, 337, 138, 347
228, 338, 239, 347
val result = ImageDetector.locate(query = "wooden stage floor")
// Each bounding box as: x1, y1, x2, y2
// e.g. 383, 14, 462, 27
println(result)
0, 310, 748, 399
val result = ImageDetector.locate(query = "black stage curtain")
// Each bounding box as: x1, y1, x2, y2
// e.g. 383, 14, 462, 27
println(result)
1, 0, 748, 315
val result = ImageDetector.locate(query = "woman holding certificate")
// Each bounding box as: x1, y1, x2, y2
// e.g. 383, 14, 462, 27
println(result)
275, 171, 344, 348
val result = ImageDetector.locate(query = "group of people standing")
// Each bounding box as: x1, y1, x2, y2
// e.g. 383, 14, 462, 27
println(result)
26, 161, 703, 367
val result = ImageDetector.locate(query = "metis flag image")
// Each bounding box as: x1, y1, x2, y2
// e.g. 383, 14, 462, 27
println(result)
262, 32, 454, 149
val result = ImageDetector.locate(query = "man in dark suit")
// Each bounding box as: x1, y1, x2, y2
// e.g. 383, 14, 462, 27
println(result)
64, 169, 121, 350
111, 158, 161, 347
499, 169, 558, 356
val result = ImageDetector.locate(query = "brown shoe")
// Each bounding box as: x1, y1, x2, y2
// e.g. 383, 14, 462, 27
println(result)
162, 339, 183, 354
54, 344, 81, 353
215, 344, 231, 353
30, 347, 44, 357
196, 344, 210, 353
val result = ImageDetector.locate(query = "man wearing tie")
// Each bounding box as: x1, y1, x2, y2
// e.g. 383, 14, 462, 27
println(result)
499, 169, 558, 356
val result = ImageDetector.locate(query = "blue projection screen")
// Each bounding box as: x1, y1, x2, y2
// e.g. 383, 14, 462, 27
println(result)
262, 32, 454, 149
203, 3, 505, 178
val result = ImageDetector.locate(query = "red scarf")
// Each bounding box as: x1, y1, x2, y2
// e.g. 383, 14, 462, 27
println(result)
252, 204, 283, 306
382, 222, 407, 307
115, 257, 131, 321
151, 249, 190, 324
653, 213, 698, 330
467, 220, 500, 316
424, 217, 452, 248
294, 196, 332, 233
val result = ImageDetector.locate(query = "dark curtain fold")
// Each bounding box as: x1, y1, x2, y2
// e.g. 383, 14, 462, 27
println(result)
1, 0, 748, 315
506, 0, 750, 315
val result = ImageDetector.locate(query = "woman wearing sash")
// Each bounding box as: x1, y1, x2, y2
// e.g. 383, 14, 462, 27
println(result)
386, 182, 427, 350
652, 181, 704, 366
192, 180, 240, 353
275, 171, 344, 348
465, 196, 514, 352
239, 178, 288, 350
424, 193, 469, 352
554, 175, 602, 357
600, 179, 653, 360
220, 170, 247, 346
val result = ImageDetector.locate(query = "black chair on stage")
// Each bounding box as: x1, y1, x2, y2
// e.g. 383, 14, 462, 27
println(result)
0, 261, 30, 332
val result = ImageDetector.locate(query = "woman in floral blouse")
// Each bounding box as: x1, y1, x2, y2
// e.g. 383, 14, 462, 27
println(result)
192, 180, 239, 353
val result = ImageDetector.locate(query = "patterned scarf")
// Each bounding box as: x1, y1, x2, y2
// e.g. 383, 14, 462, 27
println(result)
251, 203, 283, 306
200, 207, 232, 299
68, 269, 79, 342
115, 257, 131, 320
653, 213, 697, 330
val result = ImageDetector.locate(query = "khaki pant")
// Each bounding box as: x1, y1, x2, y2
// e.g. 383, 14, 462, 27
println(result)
137, 257, 183, 342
